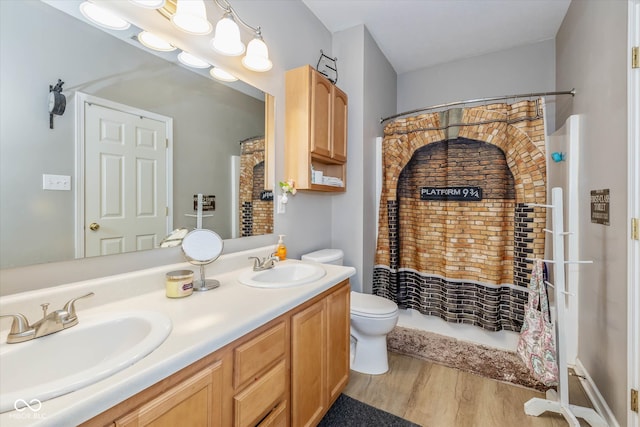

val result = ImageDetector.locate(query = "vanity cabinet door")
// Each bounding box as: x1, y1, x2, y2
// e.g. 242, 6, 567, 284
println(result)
291, 280, 350, 427
310, 71, 332, 160
115, 360, 223, 427
326, 283, 350, 403
291, 298, 327, 427
330, 86, 348, 163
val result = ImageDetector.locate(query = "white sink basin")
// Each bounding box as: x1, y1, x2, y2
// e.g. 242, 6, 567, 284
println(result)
238, 262, 326, 288
0, 311, 172, 413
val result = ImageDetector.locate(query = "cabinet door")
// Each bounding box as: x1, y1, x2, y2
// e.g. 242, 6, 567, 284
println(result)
115, 361, 223, 427
331, 86, 348, 163
310, 71, 332, 160
326, 283, 350, 403
291, 299, 326, 427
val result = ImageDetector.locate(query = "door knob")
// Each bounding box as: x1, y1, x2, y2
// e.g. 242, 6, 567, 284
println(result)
89, 222, 100, 231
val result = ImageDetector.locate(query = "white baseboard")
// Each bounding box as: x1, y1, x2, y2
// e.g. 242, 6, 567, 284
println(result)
574, 358, 620, 427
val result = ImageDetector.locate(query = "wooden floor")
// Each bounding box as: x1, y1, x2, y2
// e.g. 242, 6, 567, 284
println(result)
343, 352, 594, 427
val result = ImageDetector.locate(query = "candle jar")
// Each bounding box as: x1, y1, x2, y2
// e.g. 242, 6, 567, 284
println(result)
165, 270, 194, 298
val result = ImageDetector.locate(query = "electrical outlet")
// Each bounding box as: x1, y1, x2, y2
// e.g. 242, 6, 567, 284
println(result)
43, 174, 71, 191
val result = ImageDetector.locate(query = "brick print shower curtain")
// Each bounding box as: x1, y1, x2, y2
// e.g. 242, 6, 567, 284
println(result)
373, 100, 547, 332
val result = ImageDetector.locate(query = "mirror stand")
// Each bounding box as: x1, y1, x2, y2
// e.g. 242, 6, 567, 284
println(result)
195, 264, 220, 292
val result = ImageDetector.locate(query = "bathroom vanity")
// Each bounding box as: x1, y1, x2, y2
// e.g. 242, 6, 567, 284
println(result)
0, 247, 355, 427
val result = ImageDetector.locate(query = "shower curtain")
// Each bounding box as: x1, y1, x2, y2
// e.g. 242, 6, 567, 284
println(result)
374, 99, 547, 332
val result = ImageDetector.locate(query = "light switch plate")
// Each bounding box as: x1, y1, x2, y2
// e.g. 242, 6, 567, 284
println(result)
43, 174, 71, 191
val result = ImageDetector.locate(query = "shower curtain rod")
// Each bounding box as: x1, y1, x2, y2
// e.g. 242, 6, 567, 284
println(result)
379, 88, 575, 123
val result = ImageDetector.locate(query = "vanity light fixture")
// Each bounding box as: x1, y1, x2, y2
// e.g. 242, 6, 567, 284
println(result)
210, 67, 237, 82
171, 0, 212, 35
138, 31, 176, 51
129, 0, 167, 9
177, 51, 210, 68
79, 1, 130, 31
210, 0, 272, 72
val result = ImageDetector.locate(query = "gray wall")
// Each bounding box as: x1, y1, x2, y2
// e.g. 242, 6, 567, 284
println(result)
0, 0, 264, 269
329, 25, 397, 293
556, 1, 628, 424
398, 40, 557, 132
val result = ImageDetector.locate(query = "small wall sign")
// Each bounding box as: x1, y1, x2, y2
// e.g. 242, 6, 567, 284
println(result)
420, 186, 483, 201
260, 190, 274, 201
590, 189, 610, 225
194, 195, 215, 211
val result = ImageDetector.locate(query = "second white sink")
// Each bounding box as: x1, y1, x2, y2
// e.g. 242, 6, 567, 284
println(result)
238, 262, 326, 288
0, 311, 172, 413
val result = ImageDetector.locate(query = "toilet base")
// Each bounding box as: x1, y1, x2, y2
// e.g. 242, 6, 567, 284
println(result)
350, 332, 390, 375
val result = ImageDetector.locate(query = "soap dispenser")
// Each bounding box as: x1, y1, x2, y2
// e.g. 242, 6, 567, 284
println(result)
276, 235, 287, 261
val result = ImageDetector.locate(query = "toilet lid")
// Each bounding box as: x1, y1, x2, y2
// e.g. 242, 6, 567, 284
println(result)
351, 292, 398, 317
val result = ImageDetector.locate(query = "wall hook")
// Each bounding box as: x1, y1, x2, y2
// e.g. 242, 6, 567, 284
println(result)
48, 79, 66, 129
551, 152, 566, 162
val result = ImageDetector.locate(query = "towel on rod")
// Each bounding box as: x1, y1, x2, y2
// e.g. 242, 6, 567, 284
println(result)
516, 259, 559, 387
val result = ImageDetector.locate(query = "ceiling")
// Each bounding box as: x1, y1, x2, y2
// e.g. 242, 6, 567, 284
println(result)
302, 0, 571, 75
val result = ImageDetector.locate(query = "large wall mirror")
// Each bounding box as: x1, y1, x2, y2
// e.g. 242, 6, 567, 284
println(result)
0, 0, 274, 269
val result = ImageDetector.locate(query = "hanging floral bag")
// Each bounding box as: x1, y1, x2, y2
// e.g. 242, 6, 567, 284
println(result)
516, 259, 559, 387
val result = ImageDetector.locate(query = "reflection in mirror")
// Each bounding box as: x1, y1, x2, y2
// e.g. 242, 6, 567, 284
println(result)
0, 0, 274, 269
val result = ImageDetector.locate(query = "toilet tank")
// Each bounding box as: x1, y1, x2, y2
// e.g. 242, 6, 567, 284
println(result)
301, 249, 344, 265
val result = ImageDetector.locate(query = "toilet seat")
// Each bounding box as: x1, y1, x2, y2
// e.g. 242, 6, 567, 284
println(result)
351, 292, 398, 318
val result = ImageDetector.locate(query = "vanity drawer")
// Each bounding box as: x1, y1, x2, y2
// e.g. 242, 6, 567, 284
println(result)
234, 360, 286, 427
234, 321, 286, 389
257, 400, 287, 427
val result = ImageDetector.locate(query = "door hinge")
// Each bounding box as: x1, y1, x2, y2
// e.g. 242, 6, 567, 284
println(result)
633, 218, 640, 240
166, 138, 169, 148
166, 206, 169, 216
632, 388, 639, 413
633, 46, 639, 69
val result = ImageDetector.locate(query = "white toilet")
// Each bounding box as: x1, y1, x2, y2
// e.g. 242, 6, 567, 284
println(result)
301, 249, 399, 375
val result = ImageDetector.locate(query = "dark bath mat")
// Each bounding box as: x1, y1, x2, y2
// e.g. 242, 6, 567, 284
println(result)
319, 394, 421, 427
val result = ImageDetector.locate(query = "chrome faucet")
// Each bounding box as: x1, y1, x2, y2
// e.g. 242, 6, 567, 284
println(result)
248, 253, 279, 271
0, 292, 94, 344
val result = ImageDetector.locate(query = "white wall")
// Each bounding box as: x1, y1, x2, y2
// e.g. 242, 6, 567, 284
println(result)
556, 1, 628, 424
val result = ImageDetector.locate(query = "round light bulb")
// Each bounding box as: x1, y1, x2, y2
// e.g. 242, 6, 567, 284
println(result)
210, 67, 238, 82
138, 31, 176, 52
178, 51, 210, 68
79, 2, 130, 31
129, 0, 166, 8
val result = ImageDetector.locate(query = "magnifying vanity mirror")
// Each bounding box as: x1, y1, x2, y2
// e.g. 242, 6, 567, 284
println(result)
0, 1, 274, 270
181, 229, 224, 292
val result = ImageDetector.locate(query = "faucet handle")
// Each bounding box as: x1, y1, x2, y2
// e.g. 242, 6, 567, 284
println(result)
0, 314, 31, 334
62, 292, 95, 321
0, 314, 34, 343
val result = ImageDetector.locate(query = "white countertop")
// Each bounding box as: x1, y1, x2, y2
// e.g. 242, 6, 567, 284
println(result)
0, 247, 356, 426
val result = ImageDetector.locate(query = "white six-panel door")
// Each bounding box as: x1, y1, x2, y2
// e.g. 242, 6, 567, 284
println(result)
83, 101, 169, 258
